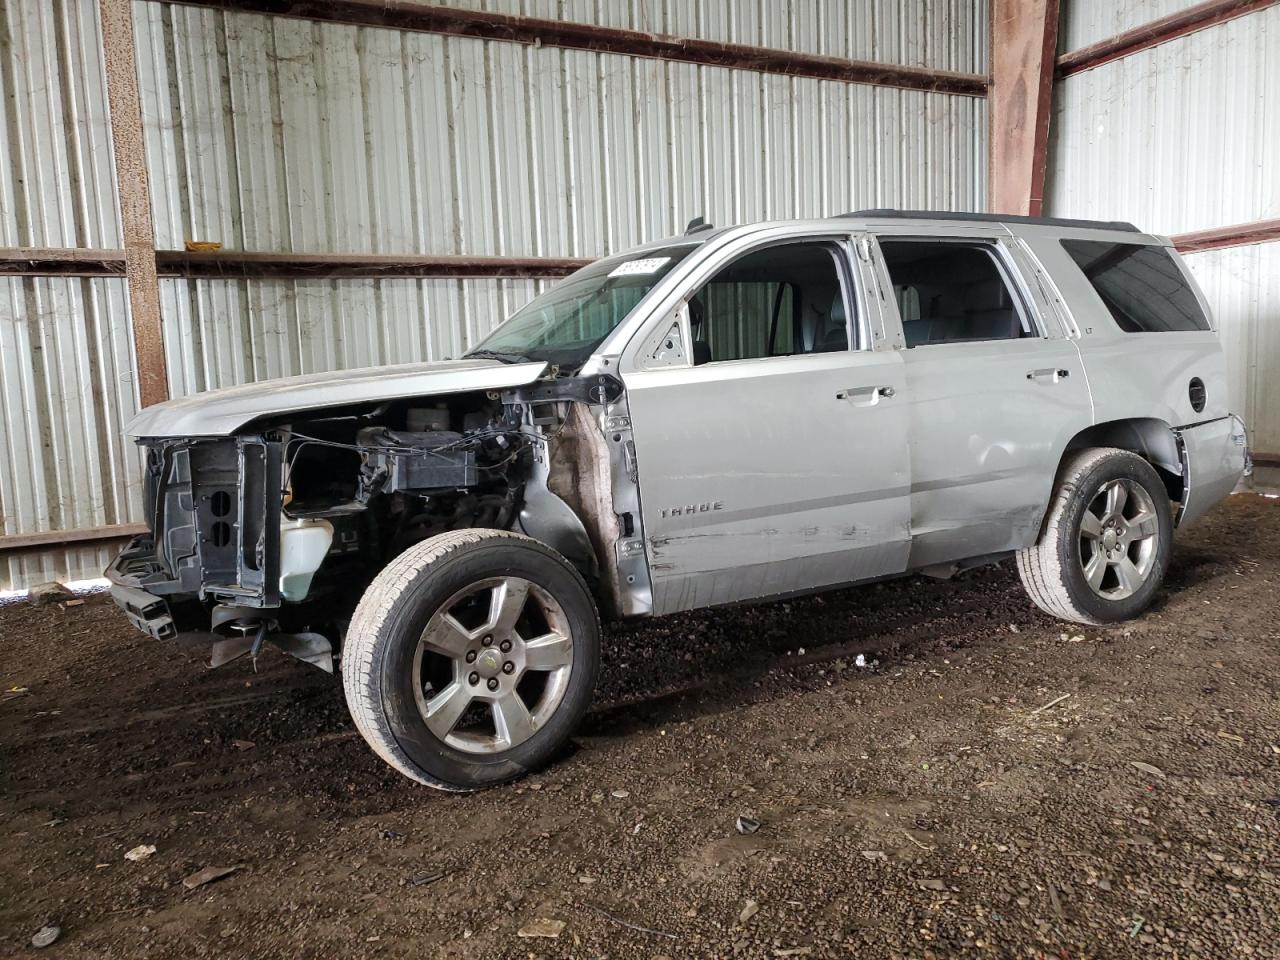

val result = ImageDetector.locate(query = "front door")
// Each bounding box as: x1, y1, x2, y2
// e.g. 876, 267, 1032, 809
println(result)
869, 234, 1095, 567
621, 237, 911, 615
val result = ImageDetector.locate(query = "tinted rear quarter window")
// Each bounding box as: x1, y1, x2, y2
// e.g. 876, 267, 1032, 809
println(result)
1061, 240, 1210, 333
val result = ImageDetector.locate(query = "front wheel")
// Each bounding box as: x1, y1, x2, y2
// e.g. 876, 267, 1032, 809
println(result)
341, 529, 600, 790
1017, 447, 1173, 625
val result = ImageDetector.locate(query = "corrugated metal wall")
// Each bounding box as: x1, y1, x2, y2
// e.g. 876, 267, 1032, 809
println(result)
1046, 0, 1280, 453
134, 3, 988, 259
442, 0, 988, 73
1059, 0, 1196, 51
1181, 244, 1280, 456
1049, 6, 1278, 235
0, 0, 143, 589
0, 0, 990, 589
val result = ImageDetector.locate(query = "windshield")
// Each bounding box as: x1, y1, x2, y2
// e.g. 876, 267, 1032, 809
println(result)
467, 244, 697, 369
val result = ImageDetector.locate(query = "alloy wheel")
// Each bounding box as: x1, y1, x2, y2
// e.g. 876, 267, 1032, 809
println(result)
410, 576, 574, 754
1078, 478, 1161, 600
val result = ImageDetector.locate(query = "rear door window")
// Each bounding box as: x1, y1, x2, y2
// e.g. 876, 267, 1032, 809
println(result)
1060, 240, 1210, 332
878, 240, 1035, 347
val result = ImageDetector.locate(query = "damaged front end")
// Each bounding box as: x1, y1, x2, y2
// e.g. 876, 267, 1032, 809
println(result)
108, 374, 651, 672
107, 432, 333, 669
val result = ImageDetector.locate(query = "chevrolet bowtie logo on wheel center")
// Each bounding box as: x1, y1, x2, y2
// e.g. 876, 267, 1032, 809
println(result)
476, 649, 503, 676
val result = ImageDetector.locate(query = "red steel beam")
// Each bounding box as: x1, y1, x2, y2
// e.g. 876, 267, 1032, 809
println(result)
0, 248, 590, 279
0, 248, 127, 277
8, 219, 1278, 282
1056, 0, 1279, 78
1171, 218, 1280, 254
989, 0, 1060, 217
164, 0, 988, 96
155, 250, 591, 279
0, 523, 148, 555
99, 0, 169, 407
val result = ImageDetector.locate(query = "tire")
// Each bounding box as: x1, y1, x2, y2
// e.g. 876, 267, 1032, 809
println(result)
1017, 447, 1173, 626
341, 529, 600, 791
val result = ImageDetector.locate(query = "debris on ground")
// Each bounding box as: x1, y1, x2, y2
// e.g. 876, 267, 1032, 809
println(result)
1129, 761, 1167, 779
124, 844, 156, 862
516, 918, 565, 939
582, 902, 678, 939
30, 926, 61, 949
181, 865, 243, 891
735, 815, 761, 835
739, 899, 759, 924
404, 871, 448, 888
1029, 692, 1071, 715
27, 582, 74, 607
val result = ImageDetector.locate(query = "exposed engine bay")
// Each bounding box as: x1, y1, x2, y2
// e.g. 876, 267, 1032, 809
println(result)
107, 374, 644, 672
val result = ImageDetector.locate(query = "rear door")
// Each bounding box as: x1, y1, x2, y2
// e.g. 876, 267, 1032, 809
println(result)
620, 235, 911, 615
868, 231, 1095, 567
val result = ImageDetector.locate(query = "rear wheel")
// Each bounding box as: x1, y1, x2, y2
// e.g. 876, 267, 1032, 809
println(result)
1017, 448, 1173, 625
341, 529, 600, 790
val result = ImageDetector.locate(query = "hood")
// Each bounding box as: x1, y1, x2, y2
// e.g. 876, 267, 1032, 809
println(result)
127, 358, 549, 438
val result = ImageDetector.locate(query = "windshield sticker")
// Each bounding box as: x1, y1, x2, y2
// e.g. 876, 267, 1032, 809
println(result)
608, 257, 671, 278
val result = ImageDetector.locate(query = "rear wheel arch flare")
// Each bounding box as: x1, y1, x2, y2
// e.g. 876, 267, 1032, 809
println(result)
1060, 417, 1183, 499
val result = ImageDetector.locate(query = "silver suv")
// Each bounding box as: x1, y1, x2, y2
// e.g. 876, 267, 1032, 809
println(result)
108, 210, 1249, 790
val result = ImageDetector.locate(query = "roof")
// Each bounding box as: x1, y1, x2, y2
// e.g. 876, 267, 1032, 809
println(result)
834, 208, 1141, 233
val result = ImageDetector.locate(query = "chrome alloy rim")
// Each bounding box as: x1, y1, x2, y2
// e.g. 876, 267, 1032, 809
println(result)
411, 577, 574, 754
1078, 478, 1160, 600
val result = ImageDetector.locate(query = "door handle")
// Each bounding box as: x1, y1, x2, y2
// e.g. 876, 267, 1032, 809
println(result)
836, 385, 895, 403
1026, 368, 1069, 383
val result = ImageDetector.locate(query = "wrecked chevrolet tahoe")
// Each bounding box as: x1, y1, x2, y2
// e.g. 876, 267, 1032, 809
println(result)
108, 211, 1250, 790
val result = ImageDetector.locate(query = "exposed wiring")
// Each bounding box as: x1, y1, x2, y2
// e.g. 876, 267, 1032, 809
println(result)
280, 399, 573, 495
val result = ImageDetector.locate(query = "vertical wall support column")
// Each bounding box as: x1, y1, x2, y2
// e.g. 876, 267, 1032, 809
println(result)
990, 0, 1060, 216
99, 0, 168, 407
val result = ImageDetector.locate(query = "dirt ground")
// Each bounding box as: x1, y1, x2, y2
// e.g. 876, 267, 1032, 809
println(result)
3, 494, 1278, 959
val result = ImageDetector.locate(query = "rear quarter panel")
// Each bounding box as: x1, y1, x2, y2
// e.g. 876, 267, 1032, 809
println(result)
1016, 233, 1231, 428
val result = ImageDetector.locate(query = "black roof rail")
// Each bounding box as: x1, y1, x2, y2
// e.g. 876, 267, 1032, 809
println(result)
833, 208, 1141, 233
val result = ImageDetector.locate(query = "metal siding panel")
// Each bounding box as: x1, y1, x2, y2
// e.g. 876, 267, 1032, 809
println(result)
420, 0, 989, 70
134, 1, 185, 249
135, 5, 988, 259
158, 276, 542, 394
226, 12, 292, 250
1182, 244, 1280, 456
1061, 0, 1204, 53
0, 0, 121, 248
1047, 7, 1280, 235
0, 276, 144, 590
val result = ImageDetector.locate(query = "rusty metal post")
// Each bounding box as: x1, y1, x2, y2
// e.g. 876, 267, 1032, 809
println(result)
989, 0, 1061, 216
99, 0, 168, 407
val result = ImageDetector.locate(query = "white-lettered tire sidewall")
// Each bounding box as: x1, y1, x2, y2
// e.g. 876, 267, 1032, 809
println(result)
1055, 454, 1173, 623
374, 538, 598, 789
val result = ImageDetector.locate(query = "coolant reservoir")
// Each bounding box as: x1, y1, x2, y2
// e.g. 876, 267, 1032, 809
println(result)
279, 517, 334, 601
